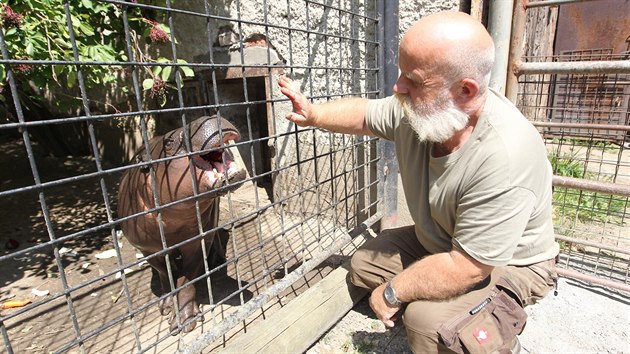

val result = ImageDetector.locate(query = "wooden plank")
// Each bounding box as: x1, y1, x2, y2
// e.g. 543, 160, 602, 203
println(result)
220, 262, 369, 353
470, 0, 485, 22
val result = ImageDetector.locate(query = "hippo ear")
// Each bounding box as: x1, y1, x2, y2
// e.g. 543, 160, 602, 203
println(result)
135, 154, 150, 173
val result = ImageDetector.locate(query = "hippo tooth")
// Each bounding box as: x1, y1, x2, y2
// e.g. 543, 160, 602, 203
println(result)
212, 168, 225, 181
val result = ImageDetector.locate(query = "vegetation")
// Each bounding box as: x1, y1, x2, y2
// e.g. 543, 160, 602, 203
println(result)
0, 0, 193, 113
550, 152, 627, 226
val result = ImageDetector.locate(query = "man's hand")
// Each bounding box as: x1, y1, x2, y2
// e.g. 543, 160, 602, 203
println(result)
369, 283, 401, 328
278, 76, 316, 127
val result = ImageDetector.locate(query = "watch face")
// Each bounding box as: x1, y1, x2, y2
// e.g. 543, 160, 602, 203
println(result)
384, 284, 397, 305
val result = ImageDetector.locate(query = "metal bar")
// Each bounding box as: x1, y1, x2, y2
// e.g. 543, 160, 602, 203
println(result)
527, 0, 601, 8
179, 212, 383, 354
515, 60, 630, 76
488, 0, 515, 94
1, 321, 11, 354
377, 0, 399, 229
505, 0, 526, 102
552, 175, 630, 197
556, 268, 630, 293
556, 235, 630, 256
534, 122, 630, 132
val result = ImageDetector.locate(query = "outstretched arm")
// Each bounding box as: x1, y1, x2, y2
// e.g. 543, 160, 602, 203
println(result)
278, 76, 374, 136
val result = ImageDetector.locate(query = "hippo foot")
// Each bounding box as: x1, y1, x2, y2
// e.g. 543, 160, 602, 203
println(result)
159, 296, 173, 316
168, 301, 203, 334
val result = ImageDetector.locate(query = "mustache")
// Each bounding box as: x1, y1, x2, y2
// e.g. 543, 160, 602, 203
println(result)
394, 93, 407, 106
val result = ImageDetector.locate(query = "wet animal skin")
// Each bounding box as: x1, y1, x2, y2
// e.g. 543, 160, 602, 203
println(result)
117, 115, 247, 333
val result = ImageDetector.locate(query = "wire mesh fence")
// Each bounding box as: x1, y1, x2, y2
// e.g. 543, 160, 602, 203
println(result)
0, 1, 382, 352
516, 48, 630, 290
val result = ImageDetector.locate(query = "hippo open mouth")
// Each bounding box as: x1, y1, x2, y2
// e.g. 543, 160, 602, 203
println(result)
191, 147, 245, 190
192, 149, 227, 172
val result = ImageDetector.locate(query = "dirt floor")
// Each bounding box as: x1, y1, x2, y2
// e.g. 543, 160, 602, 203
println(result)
307, 277, 630, 354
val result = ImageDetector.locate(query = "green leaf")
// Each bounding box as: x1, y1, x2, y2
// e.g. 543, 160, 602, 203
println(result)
159, 94, 167, 107
79, 22, 95, 36
71, 15, 80, 29
152, 66, 162, 76
81, 0, 94, 9
181, 66, 194, 77
142, 78, 154, 90
161, 66, 172, 81
157, 24, 171, 35
26, 43, 35, 56
176, 59, 194, 77
53, 65, 64, 76
67, 70, 76, 88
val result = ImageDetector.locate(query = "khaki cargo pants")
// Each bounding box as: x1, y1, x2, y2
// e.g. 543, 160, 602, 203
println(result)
350, 225, 557, 354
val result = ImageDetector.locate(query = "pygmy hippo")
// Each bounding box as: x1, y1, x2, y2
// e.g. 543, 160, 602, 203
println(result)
117, 115, 246, 333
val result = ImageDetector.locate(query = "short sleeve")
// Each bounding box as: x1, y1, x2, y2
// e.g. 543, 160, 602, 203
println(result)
365, 96, 404, 141
452, 186, 536, 266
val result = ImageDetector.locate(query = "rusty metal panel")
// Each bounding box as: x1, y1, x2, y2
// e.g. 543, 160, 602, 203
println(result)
554, 0, 630, 55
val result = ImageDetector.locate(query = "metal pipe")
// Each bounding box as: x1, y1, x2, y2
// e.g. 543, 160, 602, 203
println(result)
556, 235, 630, 256
527, 0, 601, 8
378, 0, 399, 229
505, 0, 526, 103
534, 121, 630, 132
488, 0, 515, 94
552, 175, 630, 197
556, 268, 630, 293
515, 60, 630, 75
180, 212, 383, 354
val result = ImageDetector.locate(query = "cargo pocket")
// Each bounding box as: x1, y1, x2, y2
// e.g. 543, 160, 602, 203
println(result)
437, 277, 527, 354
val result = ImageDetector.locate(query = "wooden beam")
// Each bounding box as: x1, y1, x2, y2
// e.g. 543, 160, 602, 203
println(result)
220, 262, 369, 353
470, 0, 486, 23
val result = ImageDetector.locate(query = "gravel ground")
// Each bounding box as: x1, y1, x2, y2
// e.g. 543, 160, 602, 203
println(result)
307, 276, 630, 354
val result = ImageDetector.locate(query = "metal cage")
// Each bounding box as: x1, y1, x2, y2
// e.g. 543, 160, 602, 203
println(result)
0, 1, 388, 352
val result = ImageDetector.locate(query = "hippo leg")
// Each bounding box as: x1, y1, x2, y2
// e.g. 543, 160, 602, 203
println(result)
168, 239, 212, 333
146, 255, 176, 317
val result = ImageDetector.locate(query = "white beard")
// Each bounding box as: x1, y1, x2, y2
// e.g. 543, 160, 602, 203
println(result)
396, 92, 470, 143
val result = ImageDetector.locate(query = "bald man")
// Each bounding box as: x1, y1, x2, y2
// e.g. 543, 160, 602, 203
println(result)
279, 11, 558, 354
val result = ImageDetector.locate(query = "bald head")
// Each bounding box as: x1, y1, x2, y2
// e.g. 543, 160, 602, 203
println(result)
401, 11, 495, 95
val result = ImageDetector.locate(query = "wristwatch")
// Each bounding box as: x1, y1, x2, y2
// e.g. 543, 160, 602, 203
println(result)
383, 280, 402, 306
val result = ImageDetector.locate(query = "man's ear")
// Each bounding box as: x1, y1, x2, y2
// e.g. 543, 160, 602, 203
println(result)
456, 78, 479, 102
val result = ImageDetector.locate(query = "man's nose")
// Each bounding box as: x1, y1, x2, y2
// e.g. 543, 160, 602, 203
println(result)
393, 76, 408, 94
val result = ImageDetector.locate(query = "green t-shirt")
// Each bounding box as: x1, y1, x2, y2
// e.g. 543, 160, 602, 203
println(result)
366, 89, 559, 266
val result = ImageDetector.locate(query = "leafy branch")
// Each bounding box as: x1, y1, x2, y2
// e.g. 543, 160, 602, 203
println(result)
1, 0, 194, 113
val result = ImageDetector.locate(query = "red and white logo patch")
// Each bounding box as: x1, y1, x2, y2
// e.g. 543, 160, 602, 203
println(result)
473, 327, 490, 344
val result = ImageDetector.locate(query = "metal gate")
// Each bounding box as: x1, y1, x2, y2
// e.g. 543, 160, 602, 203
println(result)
0, 1, 388, 352
503, 0, 630, 292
